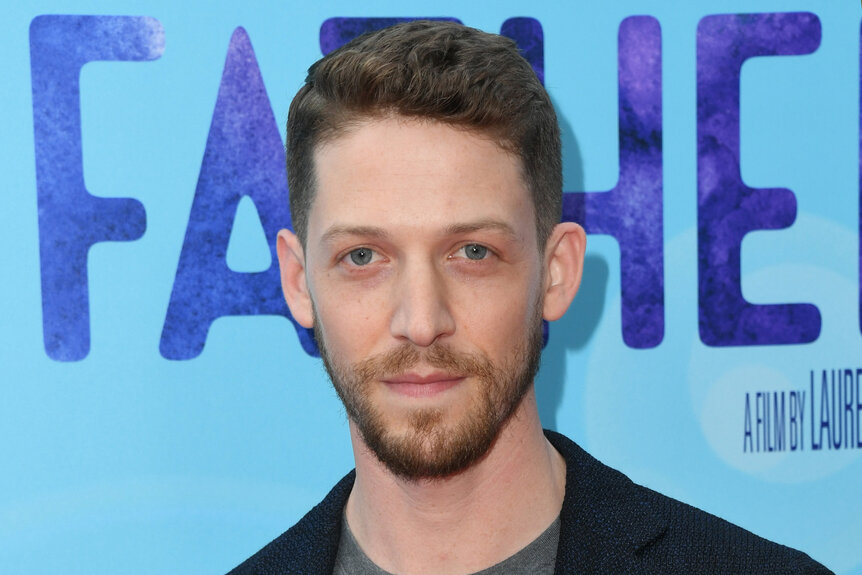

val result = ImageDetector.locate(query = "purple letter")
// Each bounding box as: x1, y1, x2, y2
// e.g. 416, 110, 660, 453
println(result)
499, 18, 544, 85
320, 17, 461, 55
562, 16, 664, 348
697, 13, 821, 346
30, 15, 164, 361
160, 28, 316, 359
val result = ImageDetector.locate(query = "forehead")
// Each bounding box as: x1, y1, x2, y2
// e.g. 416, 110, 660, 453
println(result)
307, 117, 534, 239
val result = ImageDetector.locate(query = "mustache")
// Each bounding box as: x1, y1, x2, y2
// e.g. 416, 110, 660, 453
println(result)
352, 342, 495, 384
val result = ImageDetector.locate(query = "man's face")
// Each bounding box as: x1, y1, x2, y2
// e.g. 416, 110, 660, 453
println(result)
298, 117, 546, 479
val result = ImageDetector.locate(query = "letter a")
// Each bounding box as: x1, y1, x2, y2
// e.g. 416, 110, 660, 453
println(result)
160, 28, 316, 360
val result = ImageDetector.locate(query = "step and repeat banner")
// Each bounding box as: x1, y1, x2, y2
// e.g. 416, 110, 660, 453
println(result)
1, 1, 859, 573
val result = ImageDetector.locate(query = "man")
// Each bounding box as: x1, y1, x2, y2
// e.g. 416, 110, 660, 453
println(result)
230, 20, 832, 575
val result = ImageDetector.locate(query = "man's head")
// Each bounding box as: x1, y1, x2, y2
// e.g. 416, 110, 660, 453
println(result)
286, 20, 562, 249
277, 21, 584, 481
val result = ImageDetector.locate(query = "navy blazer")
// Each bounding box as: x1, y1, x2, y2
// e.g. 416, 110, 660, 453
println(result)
228, 430, 832, 574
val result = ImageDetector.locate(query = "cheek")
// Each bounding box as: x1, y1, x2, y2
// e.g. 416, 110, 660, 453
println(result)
313, 280, 392, 359
451, 275, 540, 352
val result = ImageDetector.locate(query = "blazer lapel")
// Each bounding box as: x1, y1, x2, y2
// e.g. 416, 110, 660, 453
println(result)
546, 431, 668, 574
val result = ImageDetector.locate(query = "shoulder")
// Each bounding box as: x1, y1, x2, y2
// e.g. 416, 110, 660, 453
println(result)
545, 431, 832, 575
638, 484, 832, 574
226, 471, 355, 575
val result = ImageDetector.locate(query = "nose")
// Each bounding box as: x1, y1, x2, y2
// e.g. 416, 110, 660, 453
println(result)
389, 259, 456, 347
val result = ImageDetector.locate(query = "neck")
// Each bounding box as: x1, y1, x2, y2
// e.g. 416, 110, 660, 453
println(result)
345, 388, 566, 575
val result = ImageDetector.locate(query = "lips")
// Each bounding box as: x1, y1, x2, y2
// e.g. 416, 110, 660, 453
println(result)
381, 371, 465, 398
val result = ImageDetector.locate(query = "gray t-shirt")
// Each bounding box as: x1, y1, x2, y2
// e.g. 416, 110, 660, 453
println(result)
333, 513, 560, 575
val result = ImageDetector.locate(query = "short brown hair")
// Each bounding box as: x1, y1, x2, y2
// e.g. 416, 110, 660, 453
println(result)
287, 20, 561, 247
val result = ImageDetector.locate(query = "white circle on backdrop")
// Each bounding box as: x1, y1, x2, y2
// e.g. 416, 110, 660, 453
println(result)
690, 262, 861, 483
582, 215, 861, 484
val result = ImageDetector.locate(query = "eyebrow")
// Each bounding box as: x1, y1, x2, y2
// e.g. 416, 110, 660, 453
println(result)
320, 225, 391, 246
444, 220, 520, 241
318, 219, 520, 246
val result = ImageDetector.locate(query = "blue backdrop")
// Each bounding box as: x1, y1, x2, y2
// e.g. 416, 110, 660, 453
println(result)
1, 1, 859, 573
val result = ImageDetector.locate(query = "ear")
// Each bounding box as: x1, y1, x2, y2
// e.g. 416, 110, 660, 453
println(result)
542, 222, 586, 322
276, 229, 314, 328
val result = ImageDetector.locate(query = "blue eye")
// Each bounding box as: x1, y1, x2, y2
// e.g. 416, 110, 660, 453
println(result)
348, 248, 374, 265
463, 244, 488, 260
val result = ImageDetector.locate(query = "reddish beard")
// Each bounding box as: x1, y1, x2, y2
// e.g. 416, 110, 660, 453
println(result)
314, 310, 543, 480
